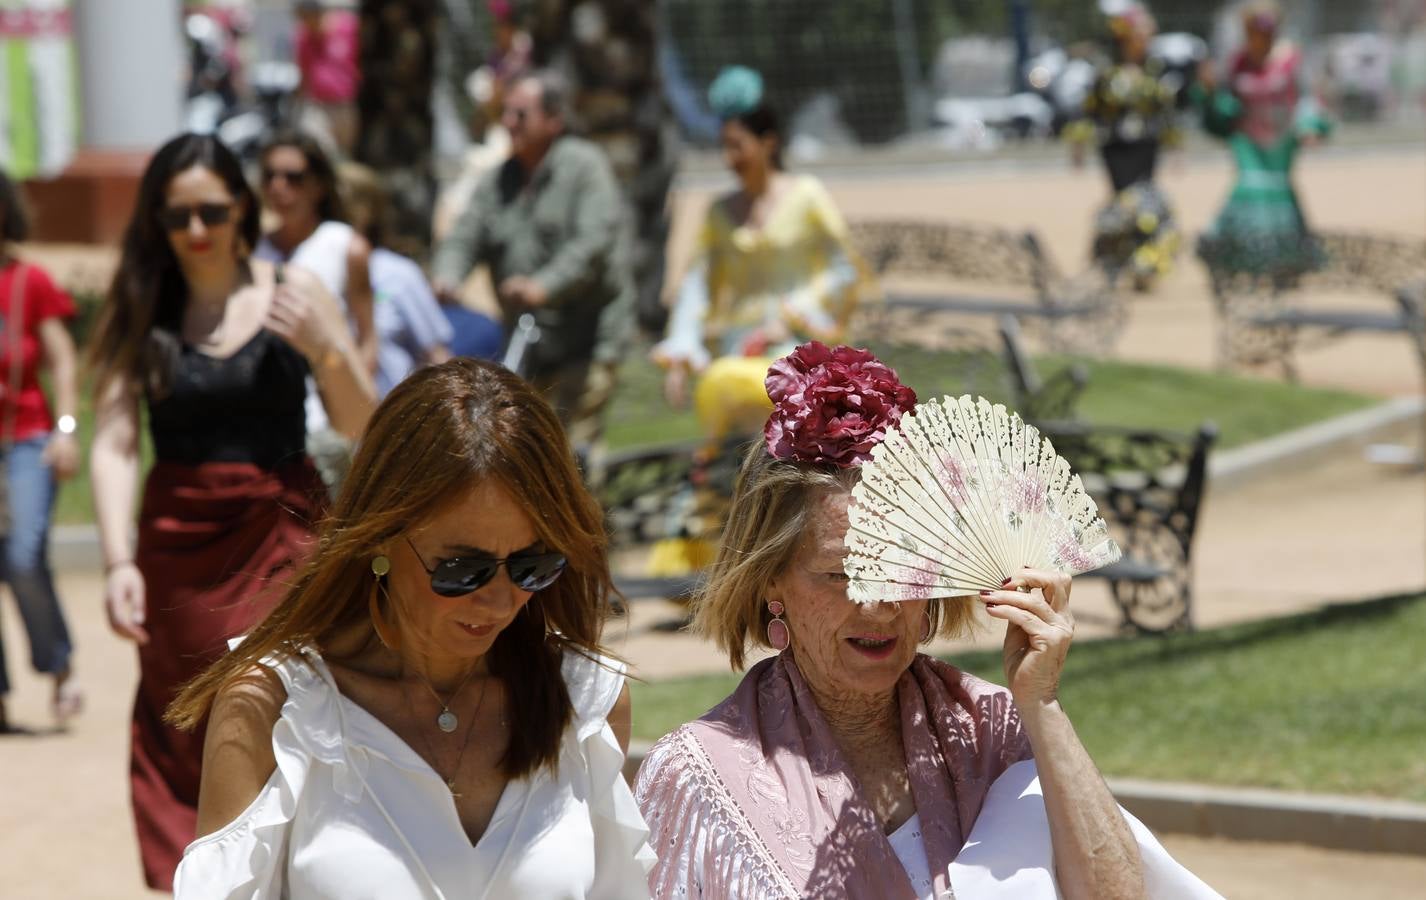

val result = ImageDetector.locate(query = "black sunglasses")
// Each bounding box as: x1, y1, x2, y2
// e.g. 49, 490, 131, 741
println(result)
261, 166, 309, 187
405, 537, 567, 597
159, 202, 232, 232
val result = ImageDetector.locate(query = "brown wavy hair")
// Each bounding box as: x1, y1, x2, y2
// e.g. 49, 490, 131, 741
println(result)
167, 358, 618, 778
87, 133, 261, 399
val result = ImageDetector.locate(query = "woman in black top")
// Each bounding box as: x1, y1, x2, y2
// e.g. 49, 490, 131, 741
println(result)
86, 133, 375, 891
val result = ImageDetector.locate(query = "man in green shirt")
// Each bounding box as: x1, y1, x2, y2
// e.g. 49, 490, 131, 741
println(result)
432, 70, 634, 450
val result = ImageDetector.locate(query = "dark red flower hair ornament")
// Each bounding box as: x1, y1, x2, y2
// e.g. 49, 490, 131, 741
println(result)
764, 342, 918, 468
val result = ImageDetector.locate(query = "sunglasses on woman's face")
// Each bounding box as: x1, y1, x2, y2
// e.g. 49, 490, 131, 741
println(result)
405, 537, 567, 597
261, 166, 309, 187
159, 203, 233, 232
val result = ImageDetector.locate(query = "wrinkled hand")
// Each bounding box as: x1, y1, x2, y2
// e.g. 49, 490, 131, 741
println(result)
499, 276, 548, 309
105, 562, 149, 644
979, 567, 1075, 707
43, 433, 81, 480
265, 278, 347, 365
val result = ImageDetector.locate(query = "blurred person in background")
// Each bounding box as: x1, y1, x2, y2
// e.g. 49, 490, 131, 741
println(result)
1064, 3, 1183, 291
646, 66, 869, 575
652, 66, 867, 438
292, 0, 360, 155
86, 133, 375, 890
0, 169, 82, 732
256, 129, 375, 488
340, 161, 454, 396
431, 70, 634, 455
1195, 0, 1330, 278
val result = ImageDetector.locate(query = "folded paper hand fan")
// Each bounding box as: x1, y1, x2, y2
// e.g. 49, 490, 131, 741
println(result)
845, 395, 1121, 603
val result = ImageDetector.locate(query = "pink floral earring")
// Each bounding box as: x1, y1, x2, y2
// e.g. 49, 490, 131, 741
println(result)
766, 600, 790, 651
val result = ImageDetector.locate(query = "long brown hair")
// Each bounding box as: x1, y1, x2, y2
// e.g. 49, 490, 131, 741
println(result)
87, 133, 261, 398
167, 358, 617, 778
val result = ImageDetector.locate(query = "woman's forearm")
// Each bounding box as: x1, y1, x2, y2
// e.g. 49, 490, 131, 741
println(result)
1021, 700, 1144, 900
47, 337, 78, 421
90, 381, 141, 567
314, 342, 377, 441
91, 441, 139, 567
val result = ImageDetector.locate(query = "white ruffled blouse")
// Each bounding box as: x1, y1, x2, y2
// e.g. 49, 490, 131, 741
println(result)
174, 646, 655, 899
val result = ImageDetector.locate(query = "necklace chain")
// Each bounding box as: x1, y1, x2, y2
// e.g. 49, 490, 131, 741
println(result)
417, 662, 481, 731
406, 671, 487, 798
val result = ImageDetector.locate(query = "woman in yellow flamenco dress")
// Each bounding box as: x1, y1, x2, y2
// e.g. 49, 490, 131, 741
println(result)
648, 66, 870, 573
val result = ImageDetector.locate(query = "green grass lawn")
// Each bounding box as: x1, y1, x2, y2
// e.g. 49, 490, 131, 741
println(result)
630, 591, 1426, 802
603, 347, 1374, 453
49, 346, 1373, 525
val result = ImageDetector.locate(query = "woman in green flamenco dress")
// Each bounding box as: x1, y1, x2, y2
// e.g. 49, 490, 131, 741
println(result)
1195, 1, 1331, 280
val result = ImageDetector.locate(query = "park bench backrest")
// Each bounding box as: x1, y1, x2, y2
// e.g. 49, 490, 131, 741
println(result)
848, 219, 1059, 297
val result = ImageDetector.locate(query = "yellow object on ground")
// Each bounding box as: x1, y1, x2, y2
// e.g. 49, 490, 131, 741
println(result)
693, 355, 775, 440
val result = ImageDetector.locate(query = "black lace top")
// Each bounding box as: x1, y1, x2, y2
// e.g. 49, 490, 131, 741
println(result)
147, 330, 310, 469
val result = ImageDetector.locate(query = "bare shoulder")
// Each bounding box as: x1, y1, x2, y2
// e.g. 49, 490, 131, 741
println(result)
195, 665, 288, 838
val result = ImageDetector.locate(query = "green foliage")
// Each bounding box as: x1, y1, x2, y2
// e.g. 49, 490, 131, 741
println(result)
631, 592, 1426, 801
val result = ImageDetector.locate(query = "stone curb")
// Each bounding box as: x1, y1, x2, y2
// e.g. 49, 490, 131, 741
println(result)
621, 744, 1426, 855
1107, 777, 1426, 856
1208, 395, 1424, 492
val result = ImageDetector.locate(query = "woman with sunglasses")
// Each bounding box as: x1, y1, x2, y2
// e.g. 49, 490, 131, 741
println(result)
255, 129, 377, 489
87, 132, 375, 891
167, 357, 655, 899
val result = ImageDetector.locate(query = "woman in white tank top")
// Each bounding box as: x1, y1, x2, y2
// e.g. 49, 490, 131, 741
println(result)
255, 130, 376, 372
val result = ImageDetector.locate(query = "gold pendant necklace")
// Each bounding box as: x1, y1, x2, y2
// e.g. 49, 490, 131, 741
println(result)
416, 664, 481, 733
406, 672, 488, 798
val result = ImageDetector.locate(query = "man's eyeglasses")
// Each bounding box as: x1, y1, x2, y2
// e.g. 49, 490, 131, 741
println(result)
159, 203, 233, 232
261, 167, 309, 187
405, 537, 567, 597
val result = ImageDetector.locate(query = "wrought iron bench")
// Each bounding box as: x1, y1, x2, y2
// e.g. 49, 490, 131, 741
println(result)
1202, 231, 1426, 381
1037, 421, 1218, 633
604, 418, 1217, 634
849, 219, 1126, 356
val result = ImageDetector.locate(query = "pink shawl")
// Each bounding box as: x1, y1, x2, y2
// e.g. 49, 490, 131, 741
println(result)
640, 653, 1031, 898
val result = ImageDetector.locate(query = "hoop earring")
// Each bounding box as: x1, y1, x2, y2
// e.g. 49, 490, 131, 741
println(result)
766, 599, 789, 652
369, 556, 401, 651
920, 610, 933, 643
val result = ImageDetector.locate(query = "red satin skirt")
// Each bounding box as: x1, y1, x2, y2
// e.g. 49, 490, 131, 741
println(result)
128, 460, 324, 890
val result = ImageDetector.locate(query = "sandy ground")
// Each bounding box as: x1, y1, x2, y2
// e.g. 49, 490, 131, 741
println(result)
2, 145, 1424, 897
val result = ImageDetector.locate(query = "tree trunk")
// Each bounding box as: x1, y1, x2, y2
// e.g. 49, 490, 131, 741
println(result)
356, 0, 437, 259
528, 0, 678, 334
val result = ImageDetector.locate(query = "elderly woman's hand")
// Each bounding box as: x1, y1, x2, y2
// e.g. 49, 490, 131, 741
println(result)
979, 568, 1075, 709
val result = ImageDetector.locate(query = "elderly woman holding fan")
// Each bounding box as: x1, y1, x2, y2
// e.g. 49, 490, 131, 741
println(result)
633, 343, 1219, 899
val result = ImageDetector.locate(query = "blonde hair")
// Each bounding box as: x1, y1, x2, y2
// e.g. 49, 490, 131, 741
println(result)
692, 444, 977, 670
338, 161, 386, 245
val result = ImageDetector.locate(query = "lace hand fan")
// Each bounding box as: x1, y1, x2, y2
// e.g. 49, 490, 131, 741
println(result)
844, 395, 1120, 603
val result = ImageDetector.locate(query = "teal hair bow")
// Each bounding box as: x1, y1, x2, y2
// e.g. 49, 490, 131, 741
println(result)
708, 66, 764, 119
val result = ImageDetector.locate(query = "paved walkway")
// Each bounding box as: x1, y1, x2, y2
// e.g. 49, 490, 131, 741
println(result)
2, 144, 1423, 897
